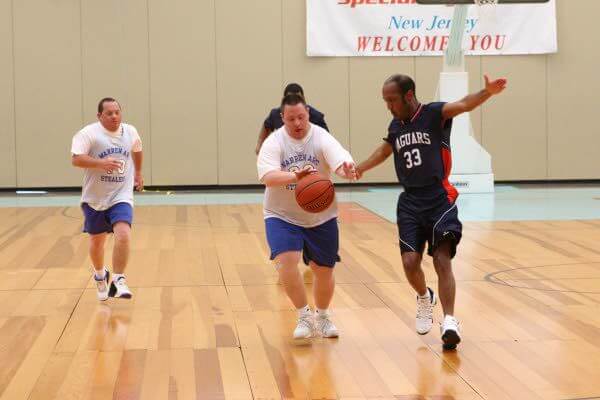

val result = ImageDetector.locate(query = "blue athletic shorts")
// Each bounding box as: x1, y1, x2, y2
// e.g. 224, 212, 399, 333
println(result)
82, 202, 133, 235
265, 217, 340, 268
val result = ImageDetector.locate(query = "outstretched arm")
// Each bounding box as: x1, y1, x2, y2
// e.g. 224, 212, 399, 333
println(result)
355, 142, 393, 179
442, 75, 507, 120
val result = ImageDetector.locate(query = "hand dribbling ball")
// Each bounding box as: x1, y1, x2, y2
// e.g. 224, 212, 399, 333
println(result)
295, 173, 335, 213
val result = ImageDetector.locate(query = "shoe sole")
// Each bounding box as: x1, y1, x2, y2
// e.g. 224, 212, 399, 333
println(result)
292, 335, 313, 346
110, 292, 132, 299
442, 329, 461, 350
293, 334, 313, 340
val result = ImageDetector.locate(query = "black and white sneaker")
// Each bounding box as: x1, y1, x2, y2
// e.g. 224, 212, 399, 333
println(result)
441, 315, 462, 350
108, 276, 132, 299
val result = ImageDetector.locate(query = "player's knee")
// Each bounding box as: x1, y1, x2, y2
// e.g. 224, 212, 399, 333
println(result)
310, 263, 333, 278
433, 248, 453, 276
89, 234, 105, 249
433, 242, 453, 263
275, 251, 301, 268
433, 259, 452, 277
114, 232, 130, 246
113, 223, 131, 244
433, 250, 450, 263
401, 252, 421, 273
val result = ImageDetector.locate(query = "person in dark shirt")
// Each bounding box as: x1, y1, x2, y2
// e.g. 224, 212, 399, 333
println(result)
356, 73, 507, 350
255, 83, 329, 154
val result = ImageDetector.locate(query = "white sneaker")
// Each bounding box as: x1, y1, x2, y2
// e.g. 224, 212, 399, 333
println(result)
293, 312, 315, 339
94, 270, 110, 301
440, 315, 461, 350
416, 287, 437, 335
316, 313, 339, 338
109, 276, 133, 299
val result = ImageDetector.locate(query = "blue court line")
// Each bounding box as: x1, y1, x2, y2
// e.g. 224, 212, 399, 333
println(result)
0, 185, 598, 222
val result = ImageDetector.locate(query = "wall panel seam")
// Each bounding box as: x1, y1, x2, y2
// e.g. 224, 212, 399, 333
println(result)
545, 54, 549, 179
10, 0, 17, 186
214, 0, 220, 184
146, 0, 154, 185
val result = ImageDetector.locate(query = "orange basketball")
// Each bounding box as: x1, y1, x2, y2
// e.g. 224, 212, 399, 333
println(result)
295, 173, 335, 213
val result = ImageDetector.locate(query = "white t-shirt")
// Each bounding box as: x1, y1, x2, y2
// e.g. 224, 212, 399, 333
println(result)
257, 123, 353, 228
71, 122, 142, 210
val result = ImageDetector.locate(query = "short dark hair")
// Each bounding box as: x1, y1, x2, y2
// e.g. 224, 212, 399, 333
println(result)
384, 74, 416, 96
97, 97, 120, 114
280, 93, 307, 111
283, 83, 304, 97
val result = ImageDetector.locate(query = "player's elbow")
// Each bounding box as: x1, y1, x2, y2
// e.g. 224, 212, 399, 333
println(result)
71, 156, 81, 167
260, 173, 275, 187
458, 100, 477, 114
377, 149, 392, 163
464, 104, 476, 113
262, 176, 282, 187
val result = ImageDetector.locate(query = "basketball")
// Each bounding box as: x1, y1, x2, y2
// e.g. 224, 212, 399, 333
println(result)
295, 172, 335, 213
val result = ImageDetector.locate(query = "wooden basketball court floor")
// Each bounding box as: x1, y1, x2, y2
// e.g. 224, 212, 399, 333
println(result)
1, 200, 600, 400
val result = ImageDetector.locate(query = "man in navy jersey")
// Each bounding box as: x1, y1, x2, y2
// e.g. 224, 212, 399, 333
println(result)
255, 83, 329, 154
356, 74, 506, 350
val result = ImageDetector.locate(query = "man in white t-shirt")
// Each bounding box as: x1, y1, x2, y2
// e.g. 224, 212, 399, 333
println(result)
71, 98, 143, 301
257, 93, 356, 340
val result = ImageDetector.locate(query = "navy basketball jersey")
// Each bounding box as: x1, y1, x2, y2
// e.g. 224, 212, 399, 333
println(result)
384, 102, 458, 202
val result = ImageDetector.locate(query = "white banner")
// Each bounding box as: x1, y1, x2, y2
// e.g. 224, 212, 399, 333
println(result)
307, 0, 557, 57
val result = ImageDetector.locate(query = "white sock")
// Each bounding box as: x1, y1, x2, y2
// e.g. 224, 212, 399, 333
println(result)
316, 308, 329, 317
418, 289, 430, 299
94, 267, 107, 280
297, 305, 311, 317
113, 273, 125, 282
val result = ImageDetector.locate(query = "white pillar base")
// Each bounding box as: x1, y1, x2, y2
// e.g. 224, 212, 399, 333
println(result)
448, 173, 495, 193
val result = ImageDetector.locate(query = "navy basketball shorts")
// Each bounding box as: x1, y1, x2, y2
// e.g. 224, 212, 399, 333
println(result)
82, 202, 133, 235
264, 217, 341, 268
396, 192, 462, 258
